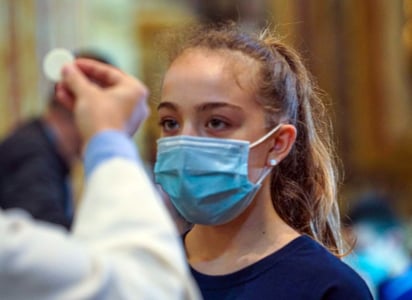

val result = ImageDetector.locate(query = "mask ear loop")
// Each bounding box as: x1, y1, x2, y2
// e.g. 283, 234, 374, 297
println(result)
250, 123, 283, 185
250, 123, 283, 148
255, 159, 277, 185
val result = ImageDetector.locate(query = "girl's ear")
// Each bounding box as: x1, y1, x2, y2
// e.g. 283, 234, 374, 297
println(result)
266, 124, 297, 166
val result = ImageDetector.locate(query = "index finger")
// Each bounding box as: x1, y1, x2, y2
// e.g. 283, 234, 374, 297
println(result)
75, 58, 124, 87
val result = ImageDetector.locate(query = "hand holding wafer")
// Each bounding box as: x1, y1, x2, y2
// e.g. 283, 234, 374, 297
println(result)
43, 49, 149, 142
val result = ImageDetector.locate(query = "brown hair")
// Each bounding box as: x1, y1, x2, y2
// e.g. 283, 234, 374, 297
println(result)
167, 24, 343, 255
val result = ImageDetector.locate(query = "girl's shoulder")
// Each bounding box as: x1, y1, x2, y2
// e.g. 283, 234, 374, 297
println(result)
276, 235, 373, 299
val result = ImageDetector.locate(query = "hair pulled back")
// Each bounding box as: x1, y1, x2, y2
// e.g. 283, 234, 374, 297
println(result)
168, 24, 342, 255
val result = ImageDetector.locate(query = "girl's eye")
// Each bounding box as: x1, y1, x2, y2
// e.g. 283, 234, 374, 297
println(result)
159, 119, 179, 132
206, 118, 229, 130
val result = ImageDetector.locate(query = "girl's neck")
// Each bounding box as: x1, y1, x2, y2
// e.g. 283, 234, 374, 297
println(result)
185, 187, 300, 275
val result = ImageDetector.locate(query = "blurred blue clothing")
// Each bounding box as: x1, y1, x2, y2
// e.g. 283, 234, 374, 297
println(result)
0, 130, 201, 300
379, 266, 412, 300
344, 193, 412, 299
84, 130, 137, 178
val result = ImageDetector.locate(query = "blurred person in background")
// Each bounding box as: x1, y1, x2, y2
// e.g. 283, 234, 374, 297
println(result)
344, 192, 412, 300
0, 50, 113, 230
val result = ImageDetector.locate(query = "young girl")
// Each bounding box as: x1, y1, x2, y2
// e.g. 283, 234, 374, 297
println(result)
154, 25, 372, 299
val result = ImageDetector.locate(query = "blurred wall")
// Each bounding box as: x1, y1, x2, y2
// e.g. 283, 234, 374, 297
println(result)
0, 0, 144, 131
268, 1, 412, 215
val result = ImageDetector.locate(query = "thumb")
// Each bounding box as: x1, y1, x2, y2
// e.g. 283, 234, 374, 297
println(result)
61, 63, 90, 96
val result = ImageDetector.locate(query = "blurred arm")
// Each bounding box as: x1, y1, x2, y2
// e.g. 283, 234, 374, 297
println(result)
0, 131, 200, 300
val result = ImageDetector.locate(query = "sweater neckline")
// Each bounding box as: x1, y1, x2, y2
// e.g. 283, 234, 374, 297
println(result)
189, 235, 313, 289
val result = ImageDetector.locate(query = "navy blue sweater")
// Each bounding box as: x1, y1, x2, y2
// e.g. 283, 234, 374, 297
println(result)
191, 235, 373, 300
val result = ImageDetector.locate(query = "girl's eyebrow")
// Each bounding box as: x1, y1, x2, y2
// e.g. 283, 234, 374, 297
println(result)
157, 101, 242, 111
196, 102, 242, 112
157, 101, 243, 112
157, 102, 178, 111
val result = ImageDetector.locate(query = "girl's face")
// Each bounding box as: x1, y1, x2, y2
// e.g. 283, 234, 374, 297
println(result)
158, 48, 273, 177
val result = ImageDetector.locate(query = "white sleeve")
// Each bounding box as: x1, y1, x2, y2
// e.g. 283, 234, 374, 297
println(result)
0, 158, 201, 300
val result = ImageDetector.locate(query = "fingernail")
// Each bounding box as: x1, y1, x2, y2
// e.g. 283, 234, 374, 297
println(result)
62, 64, 74, 77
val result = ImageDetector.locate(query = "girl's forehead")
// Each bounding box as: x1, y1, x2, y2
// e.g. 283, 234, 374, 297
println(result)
160, 50, 263, 118
167, 48, 259, 91
173, 47, 257, 69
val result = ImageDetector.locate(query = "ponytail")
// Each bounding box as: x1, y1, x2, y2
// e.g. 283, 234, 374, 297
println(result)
263, 37, 342, 254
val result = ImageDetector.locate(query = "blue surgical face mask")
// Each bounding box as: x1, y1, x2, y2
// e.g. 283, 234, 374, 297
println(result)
154, 124, 282, 225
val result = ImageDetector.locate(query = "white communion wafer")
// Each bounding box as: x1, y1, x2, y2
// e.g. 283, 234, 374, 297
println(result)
43, 48, 75, 82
